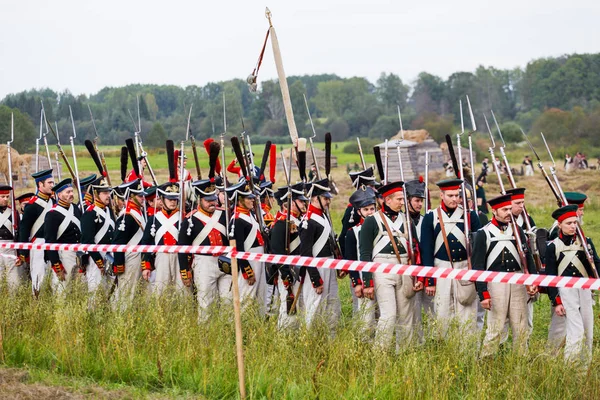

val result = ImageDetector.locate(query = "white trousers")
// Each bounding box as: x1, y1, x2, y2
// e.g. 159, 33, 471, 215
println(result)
0, 241, 23, 291
153, 253, 191, 296
30, 238, 49, 293
302, 264, 341, 332
480, 282, 529, 357
414, 288, 435, 341
277, 277, 302, 330
559, 287, 594, 363
113, 252, 142, 308
238, 246, 267, 315
86, 254, 109, 294
434, 259, 478, 337
373, 256, 417, 349
193, 254, 232, 320
51, 250, 78, 294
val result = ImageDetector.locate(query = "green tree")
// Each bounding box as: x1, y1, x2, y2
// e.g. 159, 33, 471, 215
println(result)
376, 72, 410, 113
146, 122, 167, 148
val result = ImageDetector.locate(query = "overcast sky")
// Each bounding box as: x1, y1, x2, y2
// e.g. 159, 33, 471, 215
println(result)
1, 0, 598, 99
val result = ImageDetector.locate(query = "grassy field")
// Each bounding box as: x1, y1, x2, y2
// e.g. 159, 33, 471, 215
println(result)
4, 140, 600, 398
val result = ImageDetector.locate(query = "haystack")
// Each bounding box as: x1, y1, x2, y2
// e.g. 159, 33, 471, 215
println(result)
390, 129, 431, 143
0, 144, 29, 185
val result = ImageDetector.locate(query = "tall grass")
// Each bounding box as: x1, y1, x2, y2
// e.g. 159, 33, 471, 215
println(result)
1, 276, 599, 399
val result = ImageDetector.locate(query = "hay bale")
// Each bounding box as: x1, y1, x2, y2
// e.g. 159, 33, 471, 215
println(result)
390, 129, 431, 143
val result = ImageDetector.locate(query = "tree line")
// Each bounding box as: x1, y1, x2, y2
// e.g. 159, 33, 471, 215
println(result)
2, 52, 600, 153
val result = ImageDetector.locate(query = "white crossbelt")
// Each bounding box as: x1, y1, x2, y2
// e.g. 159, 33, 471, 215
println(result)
483, 223, 521, 270
154, 211, 179, 244
126, 208, 146, 246
0, 208, 12, 232
372, 212, 408, 257
554, 239, 588, 277
93, 206, 115, 244
192, 210, 226, 246
311, 213, 331, 256
53, 205, 81, 240
290, 216, 301, 253
30, 197, 52, 239
237, 212, 260, 250
433, 207, 466, 255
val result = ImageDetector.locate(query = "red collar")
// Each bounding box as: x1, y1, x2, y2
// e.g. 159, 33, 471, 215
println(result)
307, 204, 323, 217
161, 208, 178, 217
237, 206, 251, 216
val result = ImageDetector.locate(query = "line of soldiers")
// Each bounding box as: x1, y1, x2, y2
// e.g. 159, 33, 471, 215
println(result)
0, 140, 598, 364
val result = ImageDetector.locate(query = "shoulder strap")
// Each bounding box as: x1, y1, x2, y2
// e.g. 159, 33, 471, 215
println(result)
437, 207, 454, 268
378, 210, 403, 264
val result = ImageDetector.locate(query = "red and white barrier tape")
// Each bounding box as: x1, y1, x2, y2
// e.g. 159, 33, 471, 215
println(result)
0, 242, 230, 255
0, 241, 597, 290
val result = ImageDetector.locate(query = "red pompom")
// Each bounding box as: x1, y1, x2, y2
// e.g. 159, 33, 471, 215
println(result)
419, 175, 424, 183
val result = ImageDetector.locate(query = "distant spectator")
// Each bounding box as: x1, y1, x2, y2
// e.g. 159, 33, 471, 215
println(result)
565, 154, 572, 171
523, 155, 534, 176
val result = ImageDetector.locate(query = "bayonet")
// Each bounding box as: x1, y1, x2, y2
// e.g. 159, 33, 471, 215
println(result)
7, 113, 17, 235
457, 100, 472, 269
303, 94, 321, 180
69, 106, 85, 211
465, 96, 478, 208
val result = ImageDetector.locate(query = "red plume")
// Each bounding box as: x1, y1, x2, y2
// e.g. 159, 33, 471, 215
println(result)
419, 175, 424, 183
174, 149, 180, 164
204, 138, 221, 174
269, 144, 277, 183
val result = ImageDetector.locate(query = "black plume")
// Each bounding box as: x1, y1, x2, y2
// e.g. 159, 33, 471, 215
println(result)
325, 132, 332, 176
445, 134, 460, 179
166, 140, 176, 182
125, 138, 139, 178
120, 146, 128, 182
258, 141, 272, 180
231, 137, 248, 178
373, 146, 384, 181
84, 140, 104, 175
298, 150, 307, 182
208, 141, 220, 179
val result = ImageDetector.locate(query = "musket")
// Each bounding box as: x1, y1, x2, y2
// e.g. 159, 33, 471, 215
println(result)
43, 112, 75, 183
128, 106, 158, 186
457, 100, 472, 269
484, 114, 532, 280
39, 101, 53, 170
179, 105, 193, 227
88, 104, 111, 185
396, 107, 416, 268
68, 106, 85, 212
490, 111, 542, 272
283, 149, 299, 314
7, 113, 17, 236
384, 139, 389, 185
36, 109, 43, 173
424, 151, 431, 211
356, 137, 367, 170
54, 153, 62, 180
187, 103, 202, 180
540, 132, 598, 278
303, 94, 321, 180
465, 95, 478, 209
521, 129, 561, 206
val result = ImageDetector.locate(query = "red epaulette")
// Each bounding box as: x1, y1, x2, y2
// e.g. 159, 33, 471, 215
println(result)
51, 204, 58, 209
86, 204, 95, 212
186, 209, 197, 218
28, 196, 38, 205
347, 203, 352, 208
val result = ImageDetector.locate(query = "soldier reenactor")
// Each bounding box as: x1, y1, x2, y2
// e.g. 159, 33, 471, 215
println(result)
44, 178, 82, 294
359, 181, 423, 348
145, 186, 160, 217
420, 179, 481, 337
270, 183, 307, 329
259, 181, 276, 228
344, 186, 377, 331
300, 178, 341, 330
504, 188, 536, 231
225, 178, 267, 314
405, 177, 436, 337
15, 192, 35, 215
112, 186, 127, 217
79, 174, 98, 208
112, 180, 146, 305
18, 169, 55, 294
546, 205, 600, 363
0, 185, 23, 290
174, 150, 192, 181
81, 177, 115, 294
548, 192, 586, 240
125, 157, 152, 188
141, 182, 189, 296
472, 194, 537, 357
179, 179, 230, 320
